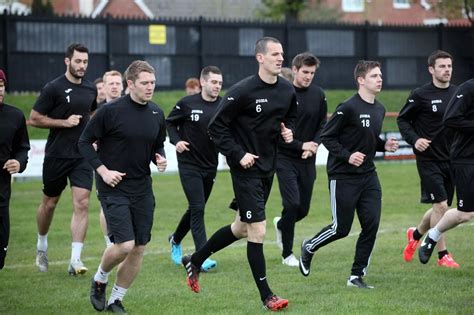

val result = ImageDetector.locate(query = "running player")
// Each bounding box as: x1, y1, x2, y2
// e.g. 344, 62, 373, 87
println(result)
29, 43, 97, 275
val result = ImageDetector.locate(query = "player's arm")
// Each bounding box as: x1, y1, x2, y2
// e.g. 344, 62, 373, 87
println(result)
78, 107, 125, 187
165, 99, 186, 144
208, 89, 246, 163
4, 114, 30, 174
165, 100, 189, 153
279, 93, 303, 151
78, 107, 105, 170
321, 104, 352, 162
280, 92, 297, 143
153, 110, 167, 172
29, 109, 82, 129
312, 92, 328, 146
29, 84, 82, 129
444, 85, 474, 132
397, 91, 423, 145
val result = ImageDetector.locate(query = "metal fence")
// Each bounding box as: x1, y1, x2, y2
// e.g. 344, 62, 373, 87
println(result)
1, 13, 473, 91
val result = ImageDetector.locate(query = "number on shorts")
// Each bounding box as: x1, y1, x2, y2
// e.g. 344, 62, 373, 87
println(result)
246, 210, 252, 219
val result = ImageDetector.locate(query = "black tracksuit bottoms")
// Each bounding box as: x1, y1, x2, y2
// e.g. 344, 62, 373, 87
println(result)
276, 158, 316, 257
174, 167, 216, 251
306, 173, 381, 276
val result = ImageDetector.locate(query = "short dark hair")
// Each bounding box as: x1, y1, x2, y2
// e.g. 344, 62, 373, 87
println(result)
255, 37, 281, 55
125, 60, 155, 82
65, 43, 89, 59
354, 60, 381, 87
428, 50, 453, 67
292, 52, 320, 70
200, 66, 222, 80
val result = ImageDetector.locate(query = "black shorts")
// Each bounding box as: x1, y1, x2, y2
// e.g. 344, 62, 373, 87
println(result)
452, 163, 474, 212
416, 160, 454, 206
99, 193, 155, 245
228, 198, 238, 211
231, 174, 273, 223
42, 157, 93, 197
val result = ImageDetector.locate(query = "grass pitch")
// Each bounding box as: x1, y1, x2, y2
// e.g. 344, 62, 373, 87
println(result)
1, 162, 473, 314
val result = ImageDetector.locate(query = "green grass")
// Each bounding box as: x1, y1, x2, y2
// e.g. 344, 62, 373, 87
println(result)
6, 89, 408, 139
1, 163, 473, 314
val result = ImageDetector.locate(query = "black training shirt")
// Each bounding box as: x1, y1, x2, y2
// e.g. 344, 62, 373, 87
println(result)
278, 84, 327, 163
166, 93, 221, 171
209, 74, 297, 178
397, 82, 457, 161
33, 75, 97, 158
443, 79, 474, 163
78, 95, 166, 196
322, 93, 386, 179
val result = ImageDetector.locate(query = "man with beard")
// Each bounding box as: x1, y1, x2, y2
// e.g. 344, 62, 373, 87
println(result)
29, 43, 97, 275
397, 50, 460, 268
418, 78, 474, 264
0, 70, 30, 269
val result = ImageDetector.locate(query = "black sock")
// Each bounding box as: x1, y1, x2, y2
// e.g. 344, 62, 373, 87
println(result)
413, 229, 423, 241
247, 241, 272, 302
191, 225, 238, 268
173, 210, 191, 244
438, 250, 449, 259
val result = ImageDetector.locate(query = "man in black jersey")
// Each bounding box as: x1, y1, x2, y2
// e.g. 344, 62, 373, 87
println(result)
81, 60, 167, 313
29, 43, 97, 275
397, 50, 460, 268
0, 70, 30, 269
167, 66, 223, 272
273, 52, 327, 267
96, 70, 124, 248
181, 37, 296, 311
299, 60, 398, 289
419, 78, 474, 264
96, 71, 123, 110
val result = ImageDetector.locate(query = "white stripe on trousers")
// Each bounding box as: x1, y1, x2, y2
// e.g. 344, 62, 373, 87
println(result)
306, 179, 338, 253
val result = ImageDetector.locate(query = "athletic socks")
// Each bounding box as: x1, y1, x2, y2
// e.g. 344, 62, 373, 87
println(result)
94, 265, 110, 283
71, 242, 83, 262
428, 227, 442, 242
37, 234, 48, 251
191, 224, 238, 268
413, 229, 423, 241
108, 284, 127, 305
247, 241, 272, 302
438, 249, 449, 259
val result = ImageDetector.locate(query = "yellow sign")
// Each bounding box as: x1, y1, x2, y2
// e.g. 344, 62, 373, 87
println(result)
149, 25, 167, 45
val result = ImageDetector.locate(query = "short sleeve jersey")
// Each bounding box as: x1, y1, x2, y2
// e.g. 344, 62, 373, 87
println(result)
33, 75, 97, 158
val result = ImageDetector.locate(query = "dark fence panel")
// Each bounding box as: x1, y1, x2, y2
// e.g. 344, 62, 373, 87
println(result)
0, 14, 472, 92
